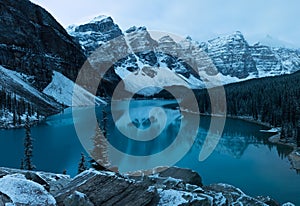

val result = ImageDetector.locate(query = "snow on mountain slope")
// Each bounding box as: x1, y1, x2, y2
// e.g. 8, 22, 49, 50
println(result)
115, 65, 201, 96
1, 66, 53, 104
0, 66, 61, 115
43, 71, 106, 106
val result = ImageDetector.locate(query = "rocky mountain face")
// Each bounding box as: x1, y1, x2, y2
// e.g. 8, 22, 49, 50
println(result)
203, 31, 257, 79
0, 0, 104, 120
68, 16, 300, 97
68, 16, 123, 56
0, 0, 86, 91
0, 166, 290, 206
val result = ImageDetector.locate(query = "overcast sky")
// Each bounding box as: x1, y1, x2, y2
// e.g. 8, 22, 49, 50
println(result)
31, 0, 300, 47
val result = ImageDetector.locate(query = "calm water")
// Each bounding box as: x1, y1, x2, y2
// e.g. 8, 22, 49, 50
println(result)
0, 100, 299, 204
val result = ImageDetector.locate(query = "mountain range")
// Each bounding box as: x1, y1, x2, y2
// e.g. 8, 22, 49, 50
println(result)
0, 0, 300, 121
68, 15, 300, 96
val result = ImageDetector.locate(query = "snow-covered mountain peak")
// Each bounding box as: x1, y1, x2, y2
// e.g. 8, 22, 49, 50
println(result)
67, 16, 123, 55
125, 26, 147, 34
125, 27, 157, 53
67, 16, 300, 97
66, 24, 77, 34
227, 31, 245, 40
256, 34, 297, 49
66, 15, 112, 34
208, 31, 247, 47
74, 16, 117, 33
90, 15, 110, 23
158, 35, 176, 43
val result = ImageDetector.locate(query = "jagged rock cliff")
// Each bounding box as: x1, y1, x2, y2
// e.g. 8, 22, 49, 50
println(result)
67, 16, 123, 56
0, 0, 107, 119
0, 0, 86, 91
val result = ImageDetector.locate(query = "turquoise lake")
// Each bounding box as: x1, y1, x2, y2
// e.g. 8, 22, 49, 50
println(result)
0, 100, 299, 205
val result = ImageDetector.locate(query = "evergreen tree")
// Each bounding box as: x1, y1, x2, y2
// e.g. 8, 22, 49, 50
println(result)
20, 159, 24, 170
295, 103, 300, 147
90, 108, 111, 171
297, 131, 300, 147
18, 112, 22, 125
90, 125, 110, 171
13, 110, 17, 126
23, 115, 35, 170
78, 153, 88, 174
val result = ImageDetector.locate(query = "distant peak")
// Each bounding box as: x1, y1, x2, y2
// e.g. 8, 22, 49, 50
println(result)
208, 31, 245, 45
265, 34, 272, 39
125, 26, 147, 34
90, 15, 111, 23
158, 35, 175, 43
228, 31, 245, 40
233, 31, 243, 35
257, 34, 297, 48
186, 36, 193, 41
66, 15, 114, 31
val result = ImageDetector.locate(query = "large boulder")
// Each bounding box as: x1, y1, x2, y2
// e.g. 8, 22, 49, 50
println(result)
0, 173, 56, 206
63, 191, 94, 206
0, 191, 12, 206
54, 169, 159, 206
157, 167, 203, 187
0, 167, 288, 206
0, 167, 71, 194
127, 166, 203, 187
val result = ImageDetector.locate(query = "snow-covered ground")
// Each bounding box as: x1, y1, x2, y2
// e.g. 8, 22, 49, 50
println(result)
260, 127, 281, 133
115, 66, 195, 96
0, 173, 56, 205
0, 110, 42, 129
1, 66, 106, 128
43, 71, 106, 106
0, 66, 58, 128
0, 66, 58, 107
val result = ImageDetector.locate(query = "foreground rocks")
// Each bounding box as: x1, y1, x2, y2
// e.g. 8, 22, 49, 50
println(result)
0, 167, 294, 206
54, 170, 158, 206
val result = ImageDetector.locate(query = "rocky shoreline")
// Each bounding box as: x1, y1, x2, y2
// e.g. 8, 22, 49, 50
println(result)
268, 133, 300, 172
201, 112, 300, 172
0, 166, 295, 206
231, 115, 300, 172
182, 110, 300, 173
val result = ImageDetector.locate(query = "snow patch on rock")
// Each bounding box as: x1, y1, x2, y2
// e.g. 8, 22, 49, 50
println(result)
43, 71, 106, 106
0, 174, 56, 206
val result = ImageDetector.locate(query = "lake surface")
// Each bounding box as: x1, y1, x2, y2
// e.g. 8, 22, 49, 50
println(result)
0, 100, 299, 205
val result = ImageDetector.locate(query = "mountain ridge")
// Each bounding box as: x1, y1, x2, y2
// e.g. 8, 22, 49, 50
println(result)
68, 16, 300, 97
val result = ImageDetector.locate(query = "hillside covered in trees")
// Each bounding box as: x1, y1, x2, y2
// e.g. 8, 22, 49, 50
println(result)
0, 89, 40, 127
196, 71, 300, 147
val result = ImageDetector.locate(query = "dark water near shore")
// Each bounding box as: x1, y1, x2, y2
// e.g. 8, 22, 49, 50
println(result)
0, 100, 299, 204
